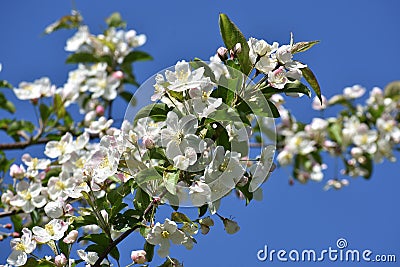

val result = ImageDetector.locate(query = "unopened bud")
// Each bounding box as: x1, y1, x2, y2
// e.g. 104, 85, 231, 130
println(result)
4, 223, 12, 229
131, 250, 147, 264
9, 164, 25, 179
233, 43, 242, 54
143, 136, 155, 149
223, 218, 240, 234
63, 230, 78, 244
112, 70, 124, 80
55, 253, 67, 267
217, 47, 228, 61
236, 176, 248, 187
96, 105, 105, 116
12, 232, 20, 238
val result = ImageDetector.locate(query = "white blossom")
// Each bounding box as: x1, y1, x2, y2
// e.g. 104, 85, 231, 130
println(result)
21, 153, 51, 178
189, 180, 211, 207
10, 181, 46, 213
13, 77, 55, 100
32, 219, 68, 243
343, 84, 366, 99
65, 26, 91, 52
146, 219, 188, 258
77, 250, 99, 266
161, 111, 201, 165
86, 116, 114, 135
249, 145, 275, 192
7, 228, 36, 266
165, 61, 211, 92
188, 83, 222, 118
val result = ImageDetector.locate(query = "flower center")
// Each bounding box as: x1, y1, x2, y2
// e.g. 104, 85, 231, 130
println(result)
219, 158, 229, 172
15, 242, 26, 251
56, 180, 66, 190
161, 230, 170, 239
22, 190, 32, 201
100, 156, 110, 169
360, 135, 368, 145
45, 224, 55, 236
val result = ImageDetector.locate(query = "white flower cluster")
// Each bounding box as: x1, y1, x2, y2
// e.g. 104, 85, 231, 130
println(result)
272, 84, 400, 188
248, 37, 306, 89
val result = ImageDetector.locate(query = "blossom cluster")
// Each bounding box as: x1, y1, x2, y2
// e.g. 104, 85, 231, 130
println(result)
271, 84, 400, 189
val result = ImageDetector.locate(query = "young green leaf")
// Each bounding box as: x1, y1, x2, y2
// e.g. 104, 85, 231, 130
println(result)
291, 40, 320, 54
219, 13, 252, 76
301, 67, 322, 103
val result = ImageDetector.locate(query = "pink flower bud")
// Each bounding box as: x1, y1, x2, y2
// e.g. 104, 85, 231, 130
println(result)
217, 47, 228, 61
233, 43, 242, 54
4, 223, 12, 229
63, 230, 78, 244
12, 232, 20, 238
9, 164, 25, 179
143, 136, 155, 149
65, 204, 74, 215
96, 105, 105, 116
112, 71, 124, 80
131, 250, 147, 264
55, 253, 67, 267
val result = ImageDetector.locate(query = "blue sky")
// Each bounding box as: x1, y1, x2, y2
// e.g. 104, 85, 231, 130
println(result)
0, 0, 399, 266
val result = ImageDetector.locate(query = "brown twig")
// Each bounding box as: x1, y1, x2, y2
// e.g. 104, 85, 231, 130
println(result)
0, 138, 51, 150
0, 210, 19, 218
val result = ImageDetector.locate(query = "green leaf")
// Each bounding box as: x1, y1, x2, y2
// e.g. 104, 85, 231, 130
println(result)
0, 80, 13, 88
171, 211, 192, 223
328, 122, 342, 145
112, 209, 141, 231
219, 13, 252, 76
384, 81, 400, 100
360, 154, 373, 179
164, 171, 180, 195
301, 66, 322, 103
291, 40, 319, 54
11, 214, 23, 233
190, 58, 216, 82
53, 94, 65, 118
135, 167, 163, 186
79, 233, 110, 245
119, 91, 135, 104
43, 11, 82, 34
59, 239, 70, 258
39, 103, 51, 123
105, 12, 126, 28
144, 241, 155, 262
133, 103, 170, 125
198, 204, 208, 217
0, 92, 16, 113
123, 51, 153, 64
22, 258, 56, 267
133, 188, 151, 212
283, 81, 311, 97
73, 214, 98, 228
236, 180, 253, 205
66, 53, 99, 64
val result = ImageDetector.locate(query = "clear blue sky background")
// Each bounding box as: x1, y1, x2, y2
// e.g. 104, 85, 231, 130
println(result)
0, 1, 399, 266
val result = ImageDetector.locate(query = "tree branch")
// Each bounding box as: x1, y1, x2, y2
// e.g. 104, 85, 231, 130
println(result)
0, 210, 21, 219
0, 138, 50, 150
0, 133, 100, 151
